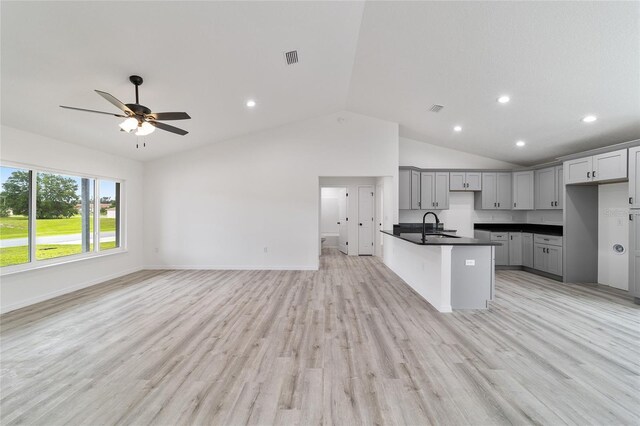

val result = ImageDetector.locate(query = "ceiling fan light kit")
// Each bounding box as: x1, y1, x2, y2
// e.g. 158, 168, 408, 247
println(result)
60, 75, 191, 141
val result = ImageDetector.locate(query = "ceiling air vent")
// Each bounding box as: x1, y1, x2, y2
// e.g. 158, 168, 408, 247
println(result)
429, 104, 444, 113
284, 50, 299, 65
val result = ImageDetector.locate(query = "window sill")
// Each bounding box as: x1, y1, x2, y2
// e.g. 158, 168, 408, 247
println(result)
0, 248, 128, 277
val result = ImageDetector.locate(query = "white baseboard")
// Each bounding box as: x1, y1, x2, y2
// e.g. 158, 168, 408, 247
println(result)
144, 264, 319, 271
0, 266, 144, 315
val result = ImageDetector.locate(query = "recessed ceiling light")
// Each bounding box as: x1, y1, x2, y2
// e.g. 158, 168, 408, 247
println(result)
246, 99, 256, 108
516, 140, 526, 147
582, 115, 597, 123
453, 125, 462, 132
497, 95, 510, 104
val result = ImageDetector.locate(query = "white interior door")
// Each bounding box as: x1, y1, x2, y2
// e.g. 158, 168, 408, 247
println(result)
376, 183, 384, 256
358, 186, 374, 255
337, 188, 348, 254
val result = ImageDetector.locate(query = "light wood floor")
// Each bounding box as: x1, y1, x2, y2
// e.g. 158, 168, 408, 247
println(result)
1, 249, 639, 425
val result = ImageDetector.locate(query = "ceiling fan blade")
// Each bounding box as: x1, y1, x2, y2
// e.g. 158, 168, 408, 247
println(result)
60, 105, 127, 117
148, 112, 191, 121
95, 90, 134, 114
149, 120, 189, 136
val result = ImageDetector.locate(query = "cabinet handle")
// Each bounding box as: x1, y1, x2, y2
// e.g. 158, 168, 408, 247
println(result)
587, 171, 591, 179
630, 214, 634, 221
514, 202, 516, 207
337, 221, 340, 225
510, 235, 513, 240
593, 170, 596, 178
498, 202, 500, 207
555, 201, 558, 207
436, 202, 439, 207
551, 201, 553, 207
494, 202, 497, 207
630, 197, 633, 205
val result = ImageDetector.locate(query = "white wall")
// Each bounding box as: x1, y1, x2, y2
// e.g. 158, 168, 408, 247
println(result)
598, 183, 629, 289
0, 125, 144, 313
143, 111, 399, 270
400, 137, 518, 169
399, 137, 523, 236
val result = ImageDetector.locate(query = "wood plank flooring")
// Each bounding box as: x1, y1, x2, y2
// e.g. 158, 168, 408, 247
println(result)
1, 249, 639, 425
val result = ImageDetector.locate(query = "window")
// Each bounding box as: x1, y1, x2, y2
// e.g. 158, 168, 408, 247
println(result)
0, 163, 123, 271
99, 180, 120, 251
0, 166, 31, 267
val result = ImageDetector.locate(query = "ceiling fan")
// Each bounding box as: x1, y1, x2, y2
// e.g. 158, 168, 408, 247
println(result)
60, 75, 190, 136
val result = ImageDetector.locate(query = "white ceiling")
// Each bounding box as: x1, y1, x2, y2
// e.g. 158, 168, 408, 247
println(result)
2, 1, 639, 165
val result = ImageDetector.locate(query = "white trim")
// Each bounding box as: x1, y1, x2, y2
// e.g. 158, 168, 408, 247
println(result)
144, 264, 319, 271
0, 248, 128, 276
0, 265, 143, 314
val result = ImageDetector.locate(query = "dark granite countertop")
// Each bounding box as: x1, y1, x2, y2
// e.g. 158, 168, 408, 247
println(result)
381, 230, 502, 246
473, 223, 563, 236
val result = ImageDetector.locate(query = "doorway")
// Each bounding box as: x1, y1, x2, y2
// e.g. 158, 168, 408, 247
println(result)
320, 187, 348, 254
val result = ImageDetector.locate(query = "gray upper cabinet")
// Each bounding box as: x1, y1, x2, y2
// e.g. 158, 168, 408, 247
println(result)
512, 171, 534, 210
593, 149, 627, 182
629, 147, 640, 208
449, 172, 481, 191
421, 172, 449, 210
399, 169, 411, 209
479, 172, 511, 209
565, 156, 593, 184
565, 148, 628, 185
535, 166, 562, 209
420, 172, 435, 210
509, 232, 522, 266
411, 170, 420, 209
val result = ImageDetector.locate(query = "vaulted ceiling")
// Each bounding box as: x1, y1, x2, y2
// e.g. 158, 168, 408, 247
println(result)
2, 1, 639, 165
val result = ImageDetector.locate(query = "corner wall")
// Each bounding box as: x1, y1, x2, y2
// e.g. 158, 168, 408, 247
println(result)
0, 126, 145, 313
143, 111, 399, 270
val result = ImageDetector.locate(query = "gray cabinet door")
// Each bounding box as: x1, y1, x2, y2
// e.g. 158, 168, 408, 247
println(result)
449, 172, 466, 191
496, 173, 512, 209
434, 172, 449, 209
481, 173, 497, 209
399, 170, 411, 210
556, 166, 564, 209
533, 243, 547, 272
411, 170, 421, 210
466, 172, 482, 191
522, 233, 534, 268
629, 211, 640, 299
546, 245, 563, 276
512, 171, 534, 210
565, 157, 593, 184
535, 167, 556, 209
491, 233, 509, 266
593, 149, 627, 182
630, 147, 640, 209
420, 172, 434, 210
509, 232, 522, 265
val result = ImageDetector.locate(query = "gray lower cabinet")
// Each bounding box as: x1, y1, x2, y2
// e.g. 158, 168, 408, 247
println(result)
508, 233, 522, 265
491, 232, 509, 266
629, 211, 640, 300
522, 233, 534, 268
533, 234, 563, 276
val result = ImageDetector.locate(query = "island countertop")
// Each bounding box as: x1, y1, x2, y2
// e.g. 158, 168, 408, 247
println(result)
381, 230, 502, 246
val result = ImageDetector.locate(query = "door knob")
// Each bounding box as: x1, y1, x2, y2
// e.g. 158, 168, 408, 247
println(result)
359, 223, 362, 226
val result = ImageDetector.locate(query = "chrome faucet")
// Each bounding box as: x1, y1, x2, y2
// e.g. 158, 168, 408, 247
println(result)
422, 211, 440, 243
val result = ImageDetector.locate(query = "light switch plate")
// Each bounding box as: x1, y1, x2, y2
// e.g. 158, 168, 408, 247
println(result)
465, 259, 475, 266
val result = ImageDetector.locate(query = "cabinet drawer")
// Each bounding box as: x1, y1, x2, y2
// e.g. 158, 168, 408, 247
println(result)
491, 233, 508, 241
534, 234, 563, 247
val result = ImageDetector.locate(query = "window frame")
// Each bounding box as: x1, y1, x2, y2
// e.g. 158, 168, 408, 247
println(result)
0, 161, 126, 275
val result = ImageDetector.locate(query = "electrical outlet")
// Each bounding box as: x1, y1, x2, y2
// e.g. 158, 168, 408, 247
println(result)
264, 247, 268, 253
465, 259, 475, 266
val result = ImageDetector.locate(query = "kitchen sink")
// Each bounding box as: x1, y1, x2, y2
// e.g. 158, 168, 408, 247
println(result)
424, 233, 460, 239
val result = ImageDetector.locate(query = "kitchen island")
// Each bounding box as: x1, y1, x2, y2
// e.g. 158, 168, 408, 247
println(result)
381, 230, 501, 312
